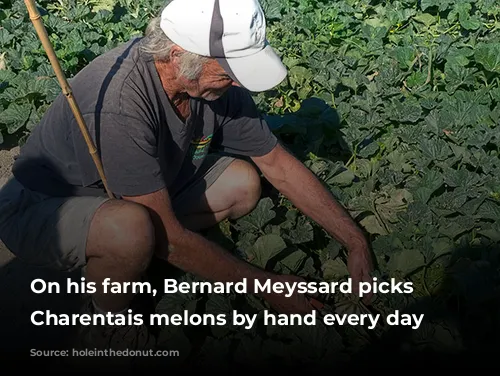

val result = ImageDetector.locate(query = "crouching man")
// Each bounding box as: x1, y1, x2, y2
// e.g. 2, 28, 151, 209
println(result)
0, 0, 373, 355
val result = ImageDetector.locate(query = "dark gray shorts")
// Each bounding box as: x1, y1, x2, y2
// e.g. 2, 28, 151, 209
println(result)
0, 155, 234, 273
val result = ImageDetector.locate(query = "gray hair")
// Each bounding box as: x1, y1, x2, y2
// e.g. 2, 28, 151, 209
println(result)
140, 16, 210, 80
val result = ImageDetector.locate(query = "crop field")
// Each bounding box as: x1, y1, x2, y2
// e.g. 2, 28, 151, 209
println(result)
1, 0, 500, 370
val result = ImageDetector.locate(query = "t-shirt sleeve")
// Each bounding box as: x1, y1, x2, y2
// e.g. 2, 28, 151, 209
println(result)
211, 87, 278, 157
73, 112, 165, 197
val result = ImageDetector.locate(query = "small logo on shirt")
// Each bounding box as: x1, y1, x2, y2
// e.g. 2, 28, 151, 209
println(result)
189, 134, 213, 160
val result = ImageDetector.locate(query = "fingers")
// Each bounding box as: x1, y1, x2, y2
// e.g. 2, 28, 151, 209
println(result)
351, 279, 360, 294
306, 290, 320, 298
349, 269, 375, 304
362, 294, 373, 305
299, 297, 317, 315
360, 269, 374, 304
267, 289, 318, 315
308, 297, 324, 311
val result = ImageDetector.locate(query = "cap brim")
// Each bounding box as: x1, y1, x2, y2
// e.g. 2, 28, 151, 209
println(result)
217, 42, 287, 92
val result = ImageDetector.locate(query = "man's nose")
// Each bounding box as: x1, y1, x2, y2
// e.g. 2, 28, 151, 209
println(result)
231, 81, 241, 87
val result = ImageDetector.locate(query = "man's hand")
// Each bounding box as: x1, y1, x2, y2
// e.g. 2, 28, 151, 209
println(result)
348, 244, 374, 304
259, 274, 316, 315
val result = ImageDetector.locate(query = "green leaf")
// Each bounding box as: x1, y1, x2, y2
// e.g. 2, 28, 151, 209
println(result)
444, 62, 477, 93
329, 169, 355, 186
474, 43, 500, 73
278, 248, 308, 273
234, 197, 276, 232
0, 29, 15, 46
476, 200, 500, 221
322, 258, 349, 280
420, 0, 453, 12
205, 294, 242, 338
420, 138, 453, 161
250, 234, 287, 269
360, 214, 388, 235
413, 13, 437, 27
0, 102, 31, 134
387, 248, 425, 276
283, 216, 314, 244
477, 222, 500, 242
91, 0, 117, 12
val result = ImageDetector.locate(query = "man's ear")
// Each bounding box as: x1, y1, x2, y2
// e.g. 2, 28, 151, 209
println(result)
169, 44, 185, 64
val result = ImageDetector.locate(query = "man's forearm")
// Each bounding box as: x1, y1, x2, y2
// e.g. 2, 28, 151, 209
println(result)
157, 229, 273, 291
270, 157, 368, 251
123, 189, 278, 292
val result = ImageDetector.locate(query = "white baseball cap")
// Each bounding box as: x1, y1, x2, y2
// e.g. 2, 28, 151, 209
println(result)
159, 0, 288, 92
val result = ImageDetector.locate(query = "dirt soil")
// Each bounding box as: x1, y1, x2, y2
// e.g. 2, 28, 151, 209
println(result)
0, 147, 82, 370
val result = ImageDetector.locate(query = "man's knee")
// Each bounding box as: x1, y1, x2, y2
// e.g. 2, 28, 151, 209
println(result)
87, 200, 155, 266
227, 160, 262, 217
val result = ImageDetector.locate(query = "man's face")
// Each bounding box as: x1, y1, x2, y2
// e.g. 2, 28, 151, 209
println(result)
181, 59, 238, 101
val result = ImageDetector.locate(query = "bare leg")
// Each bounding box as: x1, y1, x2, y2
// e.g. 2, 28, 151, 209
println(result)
175, 159, 262, 232
84, 200, 155, 313
83, 159, 260, 312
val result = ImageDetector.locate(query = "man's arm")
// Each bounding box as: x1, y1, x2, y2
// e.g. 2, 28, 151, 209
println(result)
251, 143, 374, 292
252, 143, 368, 250
123, 188, 271, 290
123, 187, 317, 313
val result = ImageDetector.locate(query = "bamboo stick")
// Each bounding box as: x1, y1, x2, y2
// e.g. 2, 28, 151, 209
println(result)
23, 0, 115, 199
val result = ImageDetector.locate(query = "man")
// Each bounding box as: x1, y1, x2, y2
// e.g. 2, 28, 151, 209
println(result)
0, 0, 373, 352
